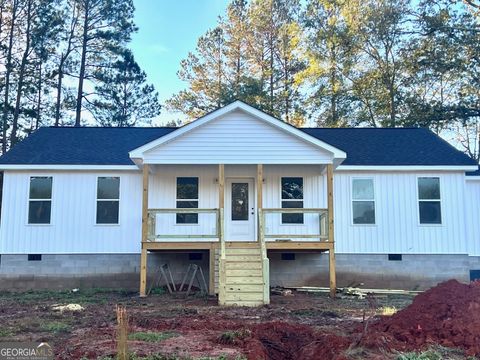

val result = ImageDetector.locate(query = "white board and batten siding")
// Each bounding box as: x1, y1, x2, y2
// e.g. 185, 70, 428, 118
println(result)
148, 165, 327, 240
1, 167, 478, 256
142, 111, 334, 164
0, 171, 143, 254
465, 178, 480, 256
334, 171, 471, 255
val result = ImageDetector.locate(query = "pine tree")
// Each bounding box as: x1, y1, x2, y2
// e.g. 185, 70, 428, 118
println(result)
90, 50, 161, 127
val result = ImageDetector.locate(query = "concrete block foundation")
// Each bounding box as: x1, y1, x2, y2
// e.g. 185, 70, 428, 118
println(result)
0, 251, 478, 291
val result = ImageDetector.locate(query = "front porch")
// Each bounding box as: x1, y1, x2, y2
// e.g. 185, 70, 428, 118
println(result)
139, 164, 336, 305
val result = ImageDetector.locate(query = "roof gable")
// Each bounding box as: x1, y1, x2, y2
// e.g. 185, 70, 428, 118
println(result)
129, 101, 347, 163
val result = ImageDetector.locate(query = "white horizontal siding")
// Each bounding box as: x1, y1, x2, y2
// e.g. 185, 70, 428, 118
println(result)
334, 171, 469, 254
143, 111, 333, 164
465, 179, 480, 256
0, 171, 143, 254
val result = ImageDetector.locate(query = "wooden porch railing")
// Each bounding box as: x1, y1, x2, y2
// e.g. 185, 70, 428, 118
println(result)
146, 208, 220, 241
260, 208, 329, 241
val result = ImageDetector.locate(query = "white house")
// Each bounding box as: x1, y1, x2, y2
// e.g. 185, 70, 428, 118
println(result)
0, 101, 479, 306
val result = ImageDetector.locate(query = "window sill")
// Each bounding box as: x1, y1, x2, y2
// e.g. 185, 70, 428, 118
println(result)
95, 223, 121, 226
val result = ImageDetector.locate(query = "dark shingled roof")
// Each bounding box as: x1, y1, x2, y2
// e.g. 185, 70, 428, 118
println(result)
0, 126, 477, 167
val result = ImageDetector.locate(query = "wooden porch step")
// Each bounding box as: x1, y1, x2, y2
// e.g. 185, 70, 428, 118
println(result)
225, 248, 261, 255
225, 262, 262, 270
226, 277, 264, 285
226, 284, 264, 292
222, 300, 265, 307
225, 255, 262, 262
226, 269, 262, 277
225, 292, 264, 301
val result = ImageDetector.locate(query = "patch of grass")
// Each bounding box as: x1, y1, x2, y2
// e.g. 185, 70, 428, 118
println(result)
0, 329, 14, 338
149, 287, 166, 295
40, 321, 71, 334
218, 329, 251, 345
378, 305, 397, 316
128, 331, 179, 342
0, 288, 135, 305
396, 346, 467, 360
292, 308, 340, 318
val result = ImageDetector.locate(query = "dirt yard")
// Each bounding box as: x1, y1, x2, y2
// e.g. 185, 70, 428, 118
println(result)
0, 281, 478, 360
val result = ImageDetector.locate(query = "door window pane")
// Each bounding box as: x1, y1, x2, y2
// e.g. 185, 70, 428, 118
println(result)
232, 183, 248, 221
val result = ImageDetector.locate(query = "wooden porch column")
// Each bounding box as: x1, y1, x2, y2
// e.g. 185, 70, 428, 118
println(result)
212, 164, 225, 296
140, 164, 149, 297
327, 164, 336, 298
257, 164, 263, 241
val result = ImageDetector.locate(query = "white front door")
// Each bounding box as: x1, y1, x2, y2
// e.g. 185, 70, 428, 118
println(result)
225, 178, 256, 241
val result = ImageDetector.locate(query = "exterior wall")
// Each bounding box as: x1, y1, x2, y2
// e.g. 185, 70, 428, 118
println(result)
1, 168, 477, 256
334, 171, 470, 255
143, 110, 333, 164
0, 171, 143, 254
465, 179, 480, 256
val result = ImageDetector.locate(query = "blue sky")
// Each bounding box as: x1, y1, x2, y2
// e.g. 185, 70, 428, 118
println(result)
130, 0, 230, 125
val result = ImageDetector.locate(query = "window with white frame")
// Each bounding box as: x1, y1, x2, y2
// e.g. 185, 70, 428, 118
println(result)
96, 177, 120, 224
418, 177, 441, 224
176, 177, 198, 224
281, 177, 304, 224
352, 178, 375, 225
28, 177, 53, 224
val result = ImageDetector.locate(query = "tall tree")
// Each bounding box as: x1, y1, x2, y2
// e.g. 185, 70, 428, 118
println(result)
299, 0, 357, 126
73, 0, 137, 127
90, 49, 161, 127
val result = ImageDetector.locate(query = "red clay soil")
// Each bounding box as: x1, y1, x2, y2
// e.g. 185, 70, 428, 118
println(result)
362, 279, 480, 357
242, 322, 350, 360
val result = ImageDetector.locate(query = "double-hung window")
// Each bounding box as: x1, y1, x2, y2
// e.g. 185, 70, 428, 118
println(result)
418, 177, 441, 224
281, 177, 304, 224
28, 177, 53, 224
96, 177, 120, 224
352, 178, 375, 225
176, 177, 199, 224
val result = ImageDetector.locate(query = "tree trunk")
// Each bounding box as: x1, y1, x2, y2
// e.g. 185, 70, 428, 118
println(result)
75, 0, 90, 127
11, 0, 33, 147
35, 62, 42, 130
54, 66, 63, 126
1, 0, 18, 153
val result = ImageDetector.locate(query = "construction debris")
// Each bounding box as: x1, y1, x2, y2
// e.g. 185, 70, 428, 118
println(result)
52, 303, 84, 312
270, 287, 293, 296
290, 286, 421, 297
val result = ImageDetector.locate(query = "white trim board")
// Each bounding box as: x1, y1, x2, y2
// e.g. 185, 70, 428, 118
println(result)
336, 165, 478, 171
129, 100, 347, 161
